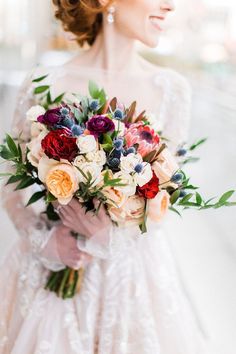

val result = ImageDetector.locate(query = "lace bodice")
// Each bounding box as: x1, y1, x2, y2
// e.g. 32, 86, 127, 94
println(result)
1, 62, 192, 265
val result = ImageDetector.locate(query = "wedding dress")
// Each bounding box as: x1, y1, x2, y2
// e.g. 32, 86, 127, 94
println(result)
0, 61, 210, 354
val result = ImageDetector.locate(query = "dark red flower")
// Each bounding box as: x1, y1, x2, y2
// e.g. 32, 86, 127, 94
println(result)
87, 114, 115, 137
38, 107, 61, 126
137, 171, 159, 199
41, 129, 78, 162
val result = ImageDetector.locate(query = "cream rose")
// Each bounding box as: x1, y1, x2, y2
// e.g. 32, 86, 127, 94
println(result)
148, 190, 170, 222
38, 155, 79, 205
72, 155, 87, 167
108, 195, 145, 227
27, 131, 47, 167
76, 134, 97, 154
133, 162, 153, 187
152, 147, 179, 188
86, 149, 106, 167
120, 153, 142, 174
30, 122, 48, 138
113, 171, 136, 196
26, 105, 45, 122
77, 162, 102, 187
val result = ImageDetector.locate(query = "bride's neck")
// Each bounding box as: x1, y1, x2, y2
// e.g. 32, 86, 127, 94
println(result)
81, 19, 140, 73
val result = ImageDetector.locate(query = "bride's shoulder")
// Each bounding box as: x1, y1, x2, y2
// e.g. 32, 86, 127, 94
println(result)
141, 58, 191, 94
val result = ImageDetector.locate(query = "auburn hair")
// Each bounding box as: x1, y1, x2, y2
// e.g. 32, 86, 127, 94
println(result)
52, 0, 114, 47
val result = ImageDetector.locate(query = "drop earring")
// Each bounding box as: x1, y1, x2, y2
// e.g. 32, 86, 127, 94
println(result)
107, 6, 115, 24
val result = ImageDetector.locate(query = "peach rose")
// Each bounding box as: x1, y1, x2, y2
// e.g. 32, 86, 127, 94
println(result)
108, 195, 145, 227
148, 190, 170, 222
38, 155, 79, 204
98, 170, 127, 207
152, 147, 179, 188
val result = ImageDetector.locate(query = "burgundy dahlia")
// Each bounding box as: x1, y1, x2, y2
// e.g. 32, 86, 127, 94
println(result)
38, 108, 62, 126
87, 115, 115, 137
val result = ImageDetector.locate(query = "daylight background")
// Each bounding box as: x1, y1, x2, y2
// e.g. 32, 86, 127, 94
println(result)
0, 1, 236, 353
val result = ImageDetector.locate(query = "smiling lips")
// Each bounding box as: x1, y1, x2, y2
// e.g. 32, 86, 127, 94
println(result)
149, 16, 165, 31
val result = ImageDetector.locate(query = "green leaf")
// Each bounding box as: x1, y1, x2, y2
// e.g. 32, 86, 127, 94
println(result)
6, 134, 19, 156
46, 91, 52, 105
45, 203, 60, 221
26, 190, 46, 206
0, 146, 15, 160
179, 193, 193, 204
183, 157, 200, 164
32, 74, 48, 83
170, 190, 180, 205
53, 92, 65, 104
89, 80, 100, 99
218, 190, 235, 204
34, 85, 50, 94
196, 192, 202, 205
103, 133, 113, 145
46, 192, 57, 203
101, 143, 113, 152
15, 176, 35, 190
169, 206, 182, 217
189, 138, 207, 151
6, 174, 25, 185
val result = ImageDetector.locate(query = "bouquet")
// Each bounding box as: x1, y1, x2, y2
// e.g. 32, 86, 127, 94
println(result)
1, 75, 235, 299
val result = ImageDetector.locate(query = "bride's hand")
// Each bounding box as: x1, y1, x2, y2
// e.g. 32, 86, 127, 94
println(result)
44, 224, 92, 269
57, 198, 112, 239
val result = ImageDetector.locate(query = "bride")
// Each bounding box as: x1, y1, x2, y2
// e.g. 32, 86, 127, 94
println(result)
0, 0, 210, 353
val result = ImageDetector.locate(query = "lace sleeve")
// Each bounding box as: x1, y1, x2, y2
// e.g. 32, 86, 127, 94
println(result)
160, 69, 192, 153
0, 69, 63, 269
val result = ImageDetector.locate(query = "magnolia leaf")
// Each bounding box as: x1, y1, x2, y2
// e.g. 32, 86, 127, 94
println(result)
134, 110, 146, 123
126, 101, 136, 123
143, 150, 157, 163
109, 97, 117, 112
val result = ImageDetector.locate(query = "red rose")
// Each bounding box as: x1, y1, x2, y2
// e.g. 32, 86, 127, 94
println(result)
41, 129, 78, 162
137, 171, 159, 199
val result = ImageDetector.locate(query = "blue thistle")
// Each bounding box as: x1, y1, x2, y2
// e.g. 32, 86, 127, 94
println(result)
112, 149, 122, 159
126, 147, 136, 154
60, 107, 70, 117
62, 117, 74, 128
113, 138, 123, 150
179, 190, 187, 198
71, 125, 84, 137
134, 163, 143, 174
171, 173, 183, 183
114, 109, 124, 120
177, 148, 187, 156
108, 157, 120, 169
90, 99, 99, 111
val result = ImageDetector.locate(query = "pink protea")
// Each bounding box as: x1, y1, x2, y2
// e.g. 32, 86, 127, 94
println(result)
124, 122, 160, 157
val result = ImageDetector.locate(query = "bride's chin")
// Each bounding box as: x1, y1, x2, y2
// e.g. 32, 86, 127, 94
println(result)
142, 36, 160, 49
